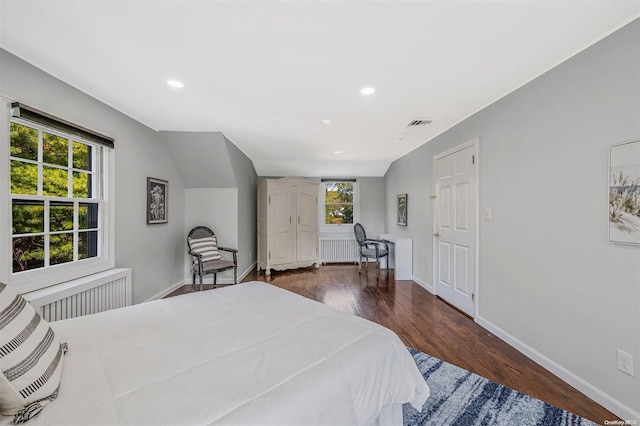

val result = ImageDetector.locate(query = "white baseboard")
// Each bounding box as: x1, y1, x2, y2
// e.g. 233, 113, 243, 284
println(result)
239, 262, 256, 282
475, 315, 640, 422
412, 275, 434, 294
145, 280, 185, 302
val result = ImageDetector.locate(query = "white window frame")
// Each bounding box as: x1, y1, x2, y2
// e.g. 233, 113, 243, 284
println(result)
319, 179, 360, 235
1, 103, 115, 294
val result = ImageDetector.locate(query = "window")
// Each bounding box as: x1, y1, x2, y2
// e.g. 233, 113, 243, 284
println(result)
10, 120, 101, 271
323, 181, 356, 225
6, 111, 113, 291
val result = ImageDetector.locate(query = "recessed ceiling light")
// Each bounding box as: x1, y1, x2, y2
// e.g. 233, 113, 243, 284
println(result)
322, 119, 331, 124
167, 80, 184, 88
333, 150, 343, 154
360, 87, 375, 95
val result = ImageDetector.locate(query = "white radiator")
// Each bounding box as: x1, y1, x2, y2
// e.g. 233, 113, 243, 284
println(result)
319, 237, 359, 263
23, 268, 132, 322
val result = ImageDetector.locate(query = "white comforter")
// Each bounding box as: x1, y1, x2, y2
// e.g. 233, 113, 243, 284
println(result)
5, 281, 429, 425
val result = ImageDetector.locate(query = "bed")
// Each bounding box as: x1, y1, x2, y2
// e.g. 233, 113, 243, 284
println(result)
1, 281, 429, 425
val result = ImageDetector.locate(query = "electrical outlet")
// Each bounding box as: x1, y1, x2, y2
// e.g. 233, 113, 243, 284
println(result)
617, 349, 634, 376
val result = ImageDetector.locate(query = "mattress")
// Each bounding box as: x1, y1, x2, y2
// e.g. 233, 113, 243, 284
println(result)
2, 281, 429, 425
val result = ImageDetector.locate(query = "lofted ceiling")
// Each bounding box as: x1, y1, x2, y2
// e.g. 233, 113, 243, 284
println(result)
1, 1, 639, 177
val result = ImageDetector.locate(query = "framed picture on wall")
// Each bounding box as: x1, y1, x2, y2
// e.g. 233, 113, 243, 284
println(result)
147, 177, 168, 224
397, 193, 408, 226
609, 139, 640, 245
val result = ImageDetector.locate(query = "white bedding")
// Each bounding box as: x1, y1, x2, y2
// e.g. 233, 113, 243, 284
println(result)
3, 281, 429, 425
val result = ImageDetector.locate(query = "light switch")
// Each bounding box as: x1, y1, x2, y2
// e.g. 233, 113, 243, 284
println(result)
483, 207, 492, 220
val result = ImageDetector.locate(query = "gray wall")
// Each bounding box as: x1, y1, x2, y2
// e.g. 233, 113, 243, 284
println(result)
159, 131, 258, 281
1, 53, 258, 297
225, 136, 258, 274
264, 176, 386, 238
1, 49, 187, 303
358, 177, 385, 237
160, 131, 236, 188
385, 19, 640, 417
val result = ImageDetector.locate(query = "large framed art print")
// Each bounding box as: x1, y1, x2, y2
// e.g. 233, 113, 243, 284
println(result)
147, 177, 168, 224
609, 139, 640, 245
397, 194, 408, 226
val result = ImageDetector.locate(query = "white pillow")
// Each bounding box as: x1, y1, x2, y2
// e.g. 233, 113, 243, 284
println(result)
0, 282, 65, 423
189, 236, 223, 262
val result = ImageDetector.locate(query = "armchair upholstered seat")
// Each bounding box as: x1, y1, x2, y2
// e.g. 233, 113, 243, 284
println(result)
354, 223, 389, 278
188, 226, 238, 291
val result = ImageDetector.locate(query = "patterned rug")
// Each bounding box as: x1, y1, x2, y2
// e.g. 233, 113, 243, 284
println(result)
404, 348, 598, 426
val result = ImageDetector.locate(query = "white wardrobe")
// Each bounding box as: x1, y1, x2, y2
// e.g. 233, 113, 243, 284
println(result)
257, 177, 319, 276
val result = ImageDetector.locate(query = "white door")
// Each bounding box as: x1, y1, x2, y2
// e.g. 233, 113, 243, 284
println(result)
296, 186, 317, 262
434, 143, 477, 317
270, 186, 294, 265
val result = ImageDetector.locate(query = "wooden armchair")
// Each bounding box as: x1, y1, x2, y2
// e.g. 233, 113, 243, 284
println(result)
353, 223, 389, 278
187, 226, 238, 291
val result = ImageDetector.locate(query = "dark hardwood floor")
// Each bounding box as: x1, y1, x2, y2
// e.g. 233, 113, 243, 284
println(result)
167, 264, 617, 424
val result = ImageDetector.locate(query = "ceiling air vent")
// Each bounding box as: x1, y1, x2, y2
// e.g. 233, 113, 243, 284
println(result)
406, 119, 433, 127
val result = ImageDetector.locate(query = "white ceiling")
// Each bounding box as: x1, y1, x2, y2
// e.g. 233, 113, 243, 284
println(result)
1, 1, 639, 177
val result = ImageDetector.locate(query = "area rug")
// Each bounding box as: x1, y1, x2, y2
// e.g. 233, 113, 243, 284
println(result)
404, 347, 598, 426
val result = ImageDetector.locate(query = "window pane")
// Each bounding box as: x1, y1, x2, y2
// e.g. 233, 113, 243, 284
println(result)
43, 166, 68, 197
12, 200, 45, 234
10, 122, 38, 161
325, 204, 353, 224
72, 141, 92, 171
79, 203, 99, 229
50, 202, 74, 232
325, 183, 353, 203
78, 231, 98, 260
50, 233, 74, 266
10, 160, 38, 195
73, 171, 91, 198
43, 132, 68, 166
13, 236, 44, 272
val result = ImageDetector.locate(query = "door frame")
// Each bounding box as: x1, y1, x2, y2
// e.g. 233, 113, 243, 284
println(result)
432, 137, 480, 319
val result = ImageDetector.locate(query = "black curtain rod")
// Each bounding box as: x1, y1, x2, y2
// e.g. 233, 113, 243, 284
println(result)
11, 102, 115, 149
321, 178, 357, 182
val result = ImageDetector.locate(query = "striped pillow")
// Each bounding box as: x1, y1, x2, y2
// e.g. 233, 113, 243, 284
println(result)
189, 236, 223, 262
0, 283, 65, 422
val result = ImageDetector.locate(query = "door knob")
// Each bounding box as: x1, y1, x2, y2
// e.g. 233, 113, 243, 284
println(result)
433, 232, 440, 237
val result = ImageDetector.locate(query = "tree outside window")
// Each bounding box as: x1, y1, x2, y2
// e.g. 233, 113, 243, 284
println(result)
324, 182, 354, 224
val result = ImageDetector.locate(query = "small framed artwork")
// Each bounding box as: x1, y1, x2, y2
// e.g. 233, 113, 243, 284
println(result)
147, 177, 168, 224
397, 193, 408, 226
609, 139, 640, 245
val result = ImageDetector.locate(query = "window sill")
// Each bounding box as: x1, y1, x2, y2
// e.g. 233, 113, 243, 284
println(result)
10, 258, 114, 294
319, 227, 356, 238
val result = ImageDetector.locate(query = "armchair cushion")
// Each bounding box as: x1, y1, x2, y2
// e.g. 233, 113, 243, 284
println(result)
201, 259, 236, 273
361, 247, 388, 258
189, 236, 222, 262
